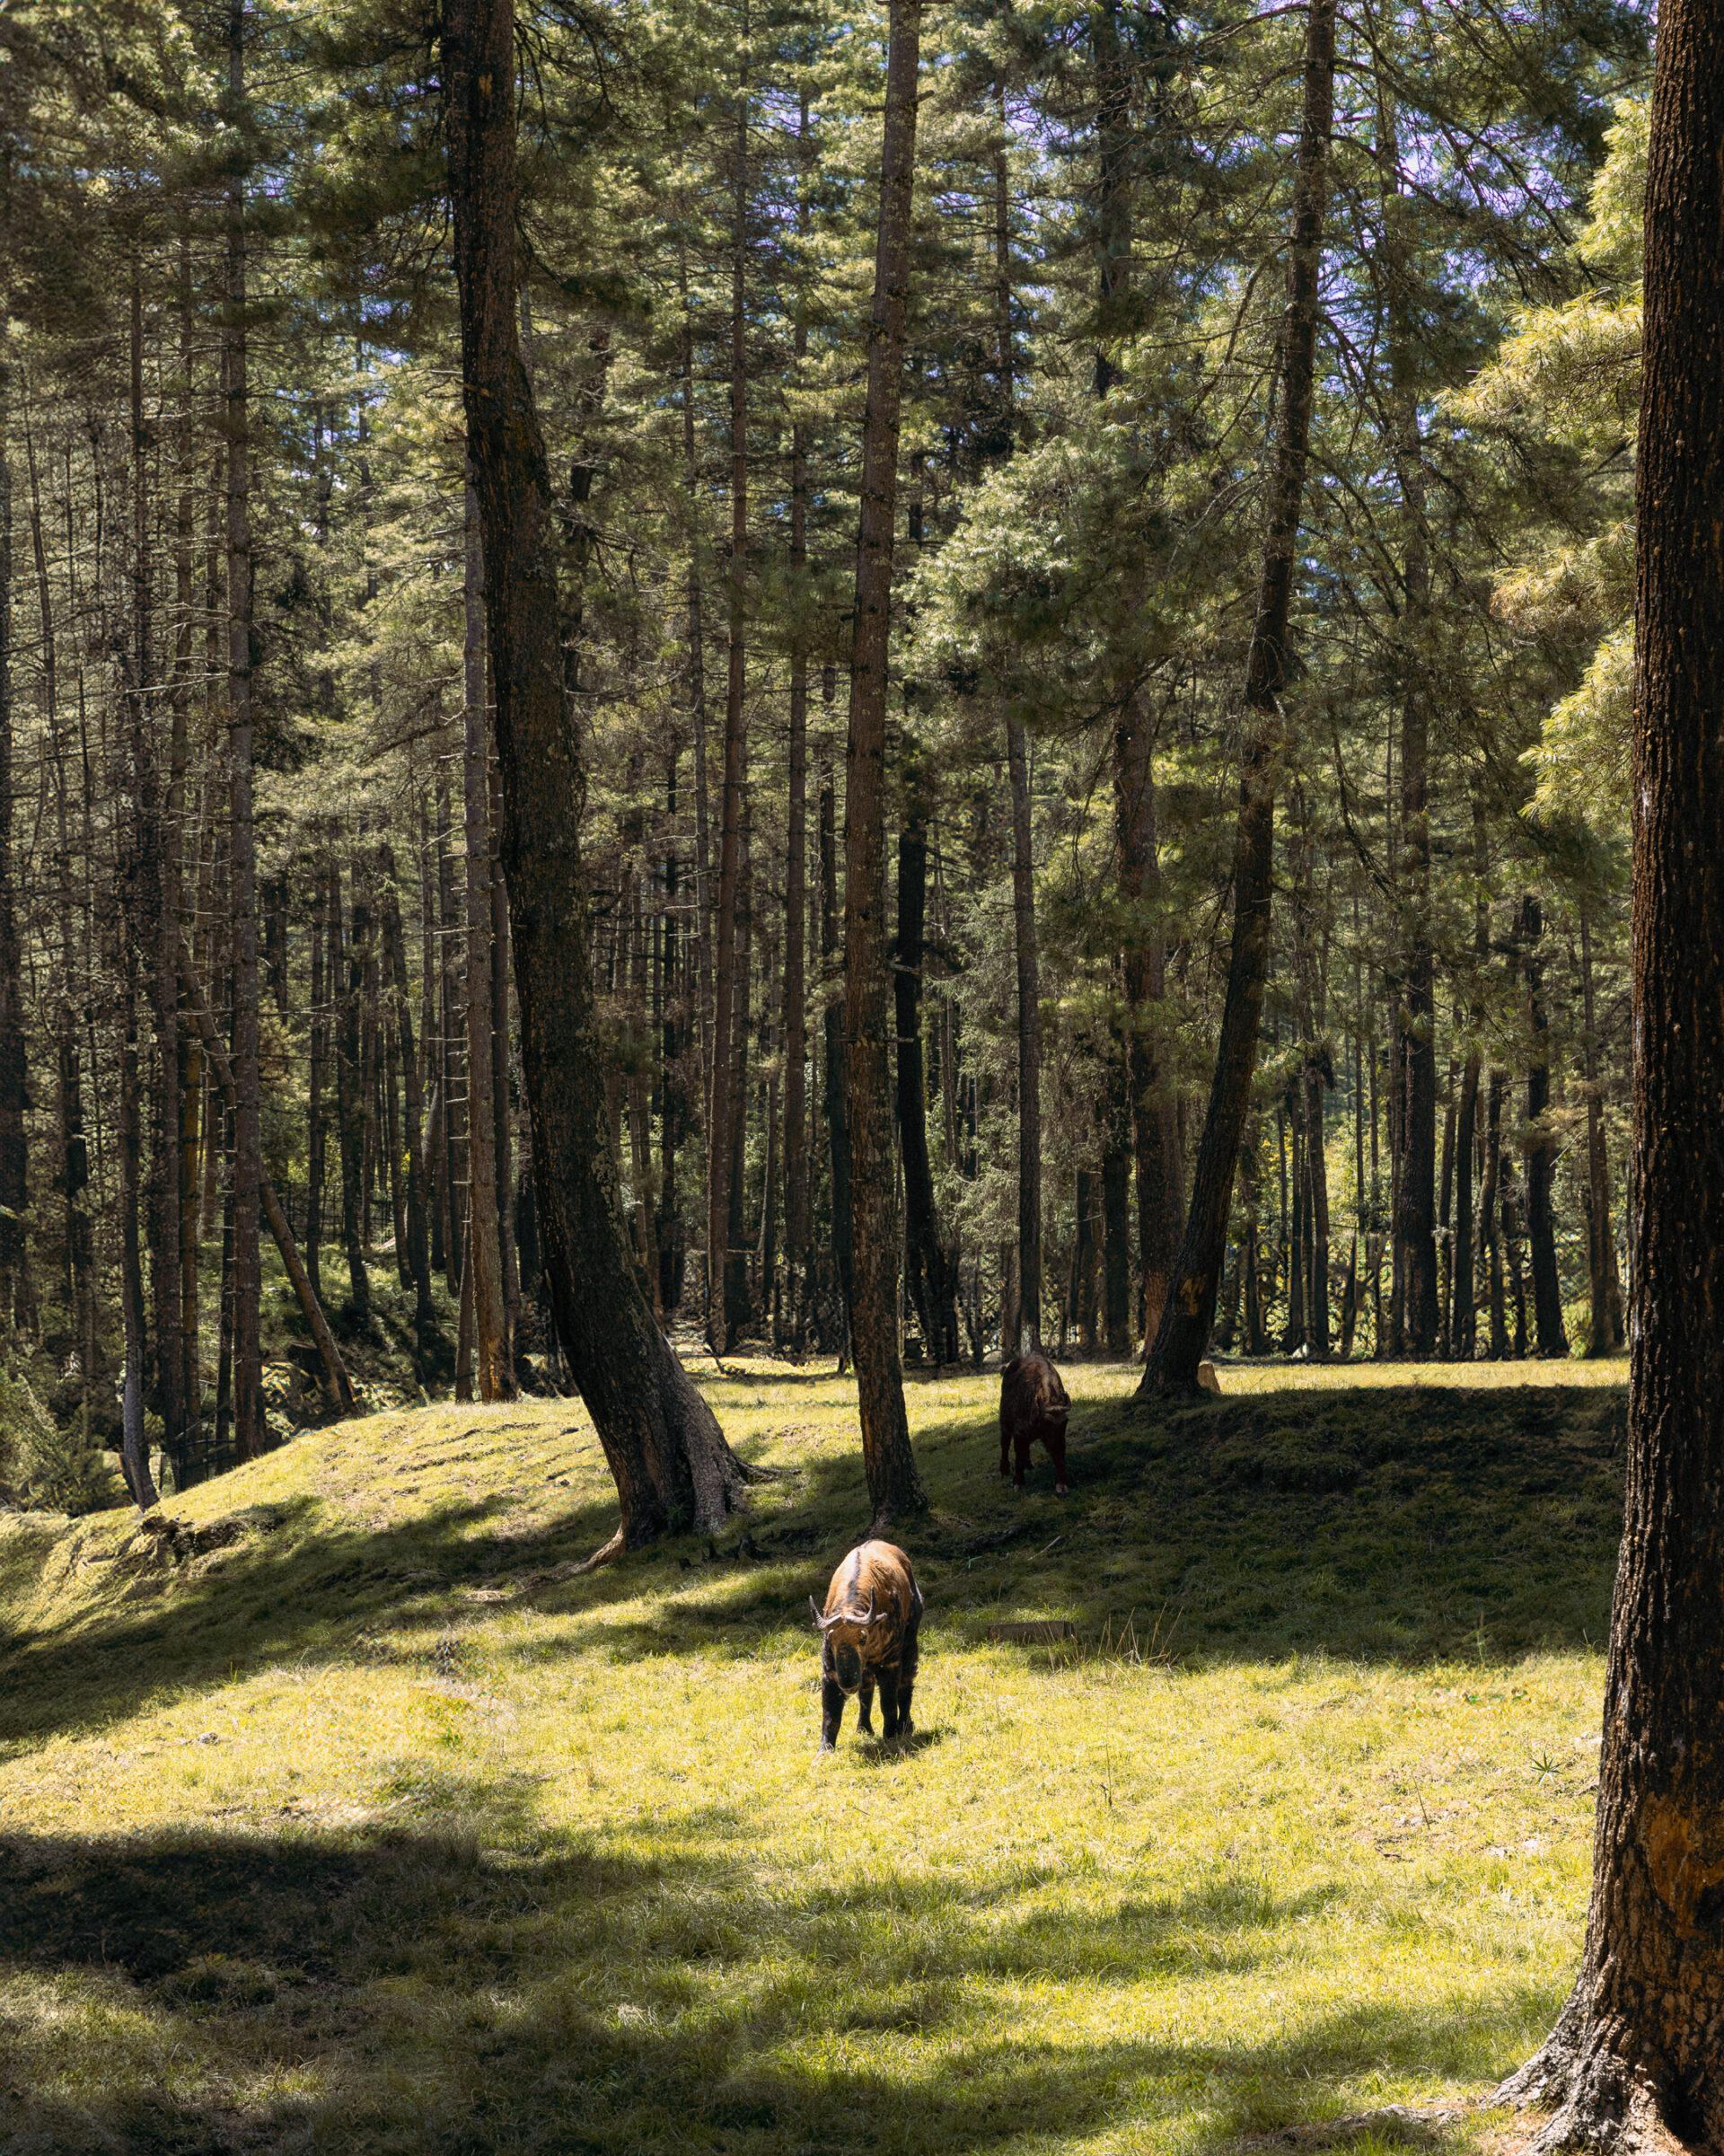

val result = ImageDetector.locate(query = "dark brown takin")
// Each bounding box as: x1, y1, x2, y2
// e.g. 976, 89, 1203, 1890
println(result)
999, 1350, 1070, 1494
809, 1540, 923, 1750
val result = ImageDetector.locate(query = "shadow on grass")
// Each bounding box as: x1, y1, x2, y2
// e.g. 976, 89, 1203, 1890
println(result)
0, 1810, 1550, 2156
0, 1375, 1627, 1757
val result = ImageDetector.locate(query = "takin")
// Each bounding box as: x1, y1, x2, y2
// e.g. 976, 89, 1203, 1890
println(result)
999, 1349, 1071, 1494
809, 1540, 923, 1750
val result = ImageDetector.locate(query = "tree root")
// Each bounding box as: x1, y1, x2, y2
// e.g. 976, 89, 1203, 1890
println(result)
1498, 2002, 1704, 2156
1236, 2099, 1475, 2152
570, 1526, 629, 1576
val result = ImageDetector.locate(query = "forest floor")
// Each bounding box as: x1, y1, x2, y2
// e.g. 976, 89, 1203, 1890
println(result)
0, 1354, 1628, 2156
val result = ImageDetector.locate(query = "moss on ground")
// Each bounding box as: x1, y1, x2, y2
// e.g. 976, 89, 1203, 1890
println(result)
0, 1355, 1626, 2154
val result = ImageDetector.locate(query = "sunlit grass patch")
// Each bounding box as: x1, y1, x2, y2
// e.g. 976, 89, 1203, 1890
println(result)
0, 1355, 1622, 2152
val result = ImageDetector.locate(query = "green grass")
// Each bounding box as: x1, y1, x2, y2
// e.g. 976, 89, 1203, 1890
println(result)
0, 1355, 1628, 2154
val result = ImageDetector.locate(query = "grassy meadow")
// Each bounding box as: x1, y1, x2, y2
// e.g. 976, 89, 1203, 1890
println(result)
0, 1355, 1628, 2155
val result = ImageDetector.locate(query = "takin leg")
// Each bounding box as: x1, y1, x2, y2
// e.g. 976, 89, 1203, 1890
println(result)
821, 1676, 847, 1752
877, 1664, 902, 1739
999, 1416, 1012, 1480
1045, 1421, 1069, 1496
857, 1672, 876, 1736
898, 1617, 920, 1737
1013, 1430, 1032, 1489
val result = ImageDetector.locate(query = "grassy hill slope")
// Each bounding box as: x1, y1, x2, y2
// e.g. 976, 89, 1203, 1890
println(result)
0, 1358, 1626, 2155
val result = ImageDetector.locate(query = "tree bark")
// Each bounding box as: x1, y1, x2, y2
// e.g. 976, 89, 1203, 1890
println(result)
1500, 5, 1724, 2133
0, 357, 27, 1338
333, 866, 370, 1324
705, 37, 752, 1356
896, 754, 957, 1363
1520, 893, 1570, 1359
780, 84, 814, 1354
1139, 0, 1336, 1397
1005, 711, 1043, 1350
820, 764, 854, 1352
224, 0, 264, 1462
444, 0, 747, 1549
180, 946, 355, 1418
841, 0, 928, 1527
461, 481, 513, 1397
1579, 910, 1625, 1355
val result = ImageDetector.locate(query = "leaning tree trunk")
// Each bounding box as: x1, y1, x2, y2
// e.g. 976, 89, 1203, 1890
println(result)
841, 0, 928, 1528
1139, 0, 1336, 1398
444, 0, 746, 1554
1498, 5, 1724, 2139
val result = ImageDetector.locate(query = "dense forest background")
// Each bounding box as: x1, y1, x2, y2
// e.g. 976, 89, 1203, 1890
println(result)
0, 0, 1649, 1506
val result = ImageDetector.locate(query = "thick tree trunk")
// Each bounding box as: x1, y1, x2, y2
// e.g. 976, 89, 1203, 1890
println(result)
444, 0, 747, 1550
841, 0, 928, 1527
1139, 0, 1336, 1397
1500, 7, 1724, 2134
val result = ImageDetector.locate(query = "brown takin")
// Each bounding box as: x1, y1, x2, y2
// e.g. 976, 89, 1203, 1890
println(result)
809, 1540, 923, 1750
999, 1350, 1071, 1494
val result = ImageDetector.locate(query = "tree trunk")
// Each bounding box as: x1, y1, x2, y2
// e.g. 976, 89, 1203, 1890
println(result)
1006, 712, 1043, 1350
780, 84, 814, 1354
1499, 6, 1724, 2132
180, 947, 356, 1418
1520, 893, 1570, 1359
1579, 910, 1625, 1355
306, 871, 328, 1298
705, 40, 752, 1356
444, 0, 747, 1550
0, 357, 27, 1338
895, 759, 956, 1364
461, 481, 513, 1398
820, 765, 854, 1351
1115, 701, 1179, 1350
1139, 0, 1336, 1397
382, 853, 436, 1351
841, 0, 928, 1527
224, 0, 264, 1462
1377, 69, 1440, 1360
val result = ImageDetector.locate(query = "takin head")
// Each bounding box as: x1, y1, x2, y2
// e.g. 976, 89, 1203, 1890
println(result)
999, 1350, 1072, 1494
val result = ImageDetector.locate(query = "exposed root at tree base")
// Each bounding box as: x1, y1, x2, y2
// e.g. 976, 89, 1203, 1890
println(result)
571, 1526, 629, 1575
1498, 2018, 1705, 2156
1236, 2099, 1478, 2152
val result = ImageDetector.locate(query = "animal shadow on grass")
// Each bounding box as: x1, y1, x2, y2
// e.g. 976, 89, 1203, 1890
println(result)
850, 1722, 947, 1765
0, 1811, 1553, 2156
